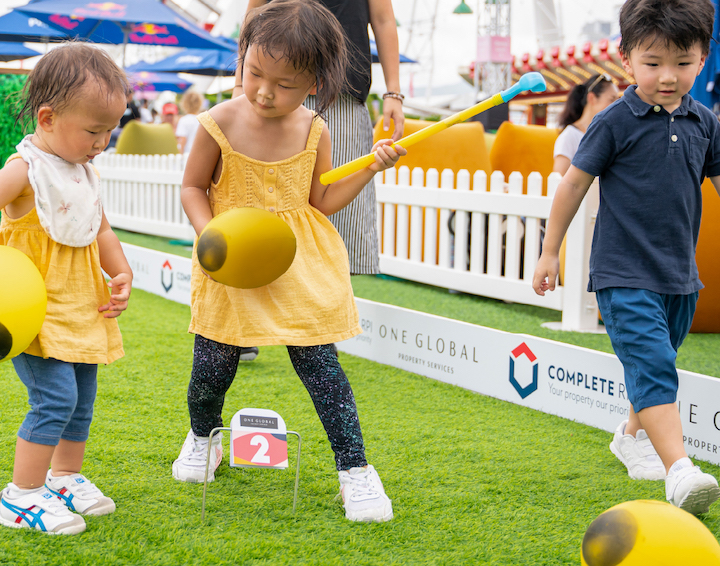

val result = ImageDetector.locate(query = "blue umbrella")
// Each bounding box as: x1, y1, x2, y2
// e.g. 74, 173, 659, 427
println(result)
369, 39, 416, 64
129, 71, 191, 93
126, 46, 237, 77
0, 10, 67, 43
0, 42, 42, 62
15, 0, 231, 66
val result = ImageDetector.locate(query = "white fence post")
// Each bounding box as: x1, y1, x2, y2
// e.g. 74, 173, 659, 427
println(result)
486, 171, 505, 277
437, 169, 454, 269
453, 170, 471, 272
559, 178, 602, 332
380, 167, 396, 257
423, 168, 439, 265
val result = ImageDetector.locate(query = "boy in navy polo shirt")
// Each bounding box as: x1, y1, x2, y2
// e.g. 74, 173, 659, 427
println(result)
533, 0, 720, 515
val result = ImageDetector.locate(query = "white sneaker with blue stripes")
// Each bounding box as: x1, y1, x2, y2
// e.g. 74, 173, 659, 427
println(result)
45, 472, 116, 516
0, 483, 86, 534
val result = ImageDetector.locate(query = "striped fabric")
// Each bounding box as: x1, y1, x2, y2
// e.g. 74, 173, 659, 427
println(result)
305, 94, 379, 275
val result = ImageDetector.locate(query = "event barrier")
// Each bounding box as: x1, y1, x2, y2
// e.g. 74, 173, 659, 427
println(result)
94, 154, 602, 332
119, 242, 720, 468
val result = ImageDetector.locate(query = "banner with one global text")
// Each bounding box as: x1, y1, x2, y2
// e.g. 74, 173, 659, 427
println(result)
119, 243, 720, 467
339, 299, 720, 467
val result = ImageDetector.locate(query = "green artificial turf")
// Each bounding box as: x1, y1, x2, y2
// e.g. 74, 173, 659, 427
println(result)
0, 229, 708, 564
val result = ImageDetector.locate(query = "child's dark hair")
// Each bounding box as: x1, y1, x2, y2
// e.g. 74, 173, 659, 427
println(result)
238, 0, 348, 119
620, 0, 715, 55
557, 74, 615, 129
16, 42, 128, 131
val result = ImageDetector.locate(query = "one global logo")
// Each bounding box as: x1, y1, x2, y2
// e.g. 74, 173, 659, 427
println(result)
509, 342, 538, 399
161, 260, 173, 293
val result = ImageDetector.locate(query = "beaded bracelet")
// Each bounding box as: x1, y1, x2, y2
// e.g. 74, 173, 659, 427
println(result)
382, 91, 405, 102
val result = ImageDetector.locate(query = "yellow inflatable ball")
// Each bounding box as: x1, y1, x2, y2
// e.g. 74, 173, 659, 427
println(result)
0, 245, 47, 363
197, 208, 297, 289
581, 500, 720, 566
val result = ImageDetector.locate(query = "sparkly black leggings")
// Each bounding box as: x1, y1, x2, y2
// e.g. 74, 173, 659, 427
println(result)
187, 335, 367, 471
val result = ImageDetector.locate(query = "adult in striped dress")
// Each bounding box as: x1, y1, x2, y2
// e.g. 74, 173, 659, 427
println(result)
237, 0, 405, 274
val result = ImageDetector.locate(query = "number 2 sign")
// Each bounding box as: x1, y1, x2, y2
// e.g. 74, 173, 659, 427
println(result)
230, 408, 289, 469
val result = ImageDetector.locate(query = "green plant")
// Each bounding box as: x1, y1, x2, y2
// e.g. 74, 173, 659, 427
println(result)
0, 74, 27, 165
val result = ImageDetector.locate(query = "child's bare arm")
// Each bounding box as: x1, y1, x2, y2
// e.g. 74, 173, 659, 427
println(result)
97, 213, 133, 318
181, 125, 220, 235
309, 126, 406, 215
710, 175, 720, 198
0, 159, 32, 213
532, 166, 595, 295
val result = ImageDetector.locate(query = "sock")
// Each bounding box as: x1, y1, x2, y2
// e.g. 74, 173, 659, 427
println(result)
669, 457, 693, 475
5, 483, 43, 498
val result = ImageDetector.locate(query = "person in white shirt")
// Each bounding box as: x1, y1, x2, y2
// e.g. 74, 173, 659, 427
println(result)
139, 99, 153, 123
175, 91, 203, 156
553, 74, 620, 175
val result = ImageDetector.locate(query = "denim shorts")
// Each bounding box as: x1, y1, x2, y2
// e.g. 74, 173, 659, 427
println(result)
596, 288, 697, 412
11, 354, 98, 446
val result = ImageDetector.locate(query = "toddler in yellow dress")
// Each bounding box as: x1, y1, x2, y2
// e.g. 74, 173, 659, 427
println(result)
0, 43, 133, 535
173, 0, 406, 522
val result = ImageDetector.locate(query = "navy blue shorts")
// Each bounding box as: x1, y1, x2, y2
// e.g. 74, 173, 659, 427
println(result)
596, 288, 698, 412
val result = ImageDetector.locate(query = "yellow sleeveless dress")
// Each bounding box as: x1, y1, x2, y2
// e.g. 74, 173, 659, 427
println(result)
0, 156, 124, 364
188, 112, 360, 347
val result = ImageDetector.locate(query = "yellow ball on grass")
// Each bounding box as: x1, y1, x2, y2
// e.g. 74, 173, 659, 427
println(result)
581, 500, 720, 566
0, 245, 47, 363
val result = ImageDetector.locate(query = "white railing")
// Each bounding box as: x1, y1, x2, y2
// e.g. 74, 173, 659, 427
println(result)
376, 167, 601, 332
95, 153, 194, 240
94, 155, 602, 332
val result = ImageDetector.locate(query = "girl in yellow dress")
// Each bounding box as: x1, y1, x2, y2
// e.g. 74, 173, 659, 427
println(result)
0, 43, 133, 535
173, 0, 405, 523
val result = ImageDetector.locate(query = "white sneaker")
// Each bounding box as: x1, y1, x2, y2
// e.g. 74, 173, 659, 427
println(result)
0, 483, 86, 535
172, 429, 223, 483
45, 472, 115, 516
338, 465, 393, 522
609, 420, 665, 480
239, 347, 259, 361
666, 466, 720, 515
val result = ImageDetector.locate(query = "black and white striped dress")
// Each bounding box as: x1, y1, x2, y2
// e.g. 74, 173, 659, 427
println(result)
305, 94, 379, 275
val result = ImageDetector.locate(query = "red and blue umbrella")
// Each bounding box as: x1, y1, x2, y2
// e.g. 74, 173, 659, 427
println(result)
126, 45, 237, 77
15, 0, 231, 65
0, 10, 68, 43
129, 71, 191, 93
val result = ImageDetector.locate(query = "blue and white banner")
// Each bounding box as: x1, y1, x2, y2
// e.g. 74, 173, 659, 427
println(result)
120, 243, 720, 466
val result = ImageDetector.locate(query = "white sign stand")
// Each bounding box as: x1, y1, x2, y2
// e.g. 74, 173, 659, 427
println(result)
201, 408, 302, 521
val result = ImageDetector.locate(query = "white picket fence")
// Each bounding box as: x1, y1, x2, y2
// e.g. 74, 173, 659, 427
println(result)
94, 153, 602, 332
95, 153, 193, 240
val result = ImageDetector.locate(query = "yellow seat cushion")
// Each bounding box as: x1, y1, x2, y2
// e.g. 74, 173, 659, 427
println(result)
373, 118, 491, 189
489, 122, 558, 194
115, 121, 179, 155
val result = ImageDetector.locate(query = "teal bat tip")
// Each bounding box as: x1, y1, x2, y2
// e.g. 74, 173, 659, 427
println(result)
500, 72, 547, 102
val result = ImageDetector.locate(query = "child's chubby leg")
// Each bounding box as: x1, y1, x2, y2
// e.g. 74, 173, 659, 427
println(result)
287, 344, 393, 523
0, 355, 90, 534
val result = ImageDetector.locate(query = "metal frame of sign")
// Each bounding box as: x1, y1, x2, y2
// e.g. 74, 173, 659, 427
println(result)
201, 426, 302, 521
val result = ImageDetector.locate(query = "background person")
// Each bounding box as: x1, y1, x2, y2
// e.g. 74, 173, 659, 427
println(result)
175, 91, 203, 156
553, 74, 619, 175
